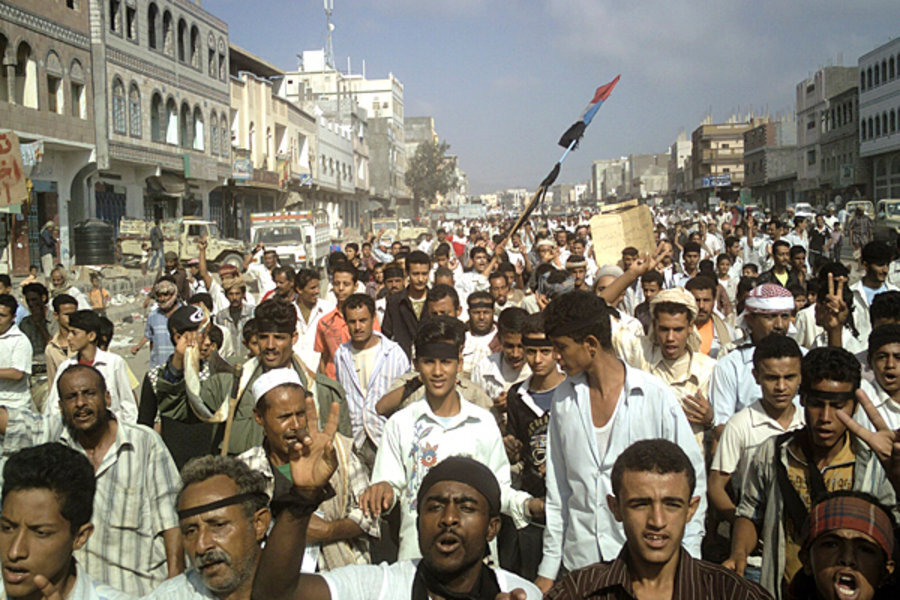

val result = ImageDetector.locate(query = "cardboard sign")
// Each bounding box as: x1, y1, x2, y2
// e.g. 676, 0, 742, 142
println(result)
589, 204, 655, 267
0, 132, 28, 207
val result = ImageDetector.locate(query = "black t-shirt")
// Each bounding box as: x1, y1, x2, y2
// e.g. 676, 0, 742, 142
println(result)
506, 380, 557, 498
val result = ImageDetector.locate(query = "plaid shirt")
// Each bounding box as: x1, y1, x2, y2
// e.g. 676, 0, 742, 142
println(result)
237, 435, 378, 569
0, 410, 181, 596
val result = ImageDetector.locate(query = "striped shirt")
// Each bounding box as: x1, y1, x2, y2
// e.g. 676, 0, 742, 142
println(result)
334, 333, 410, 449
545, 549, 772, 600
0, 410, 181, 596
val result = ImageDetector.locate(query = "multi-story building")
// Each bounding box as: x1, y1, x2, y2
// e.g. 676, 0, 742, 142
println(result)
743, 117, 797, 213
858, 38, 900, 200
690, 118, 762, 205
668, 133, 692, 199
1, 0, 95, 272
626, 152, 668, 198
216, 44, 316, 239
795, 66, 857, 204
590, 158, 625, 202
819, 86, 866, 202
88, 0, 231, 231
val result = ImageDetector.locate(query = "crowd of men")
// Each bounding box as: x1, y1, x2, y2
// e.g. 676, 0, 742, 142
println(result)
0, 201, 900, 600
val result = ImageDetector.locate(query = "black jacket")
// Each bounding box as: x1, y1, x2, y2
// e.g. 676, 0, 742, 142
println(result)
382, 288, 423, 358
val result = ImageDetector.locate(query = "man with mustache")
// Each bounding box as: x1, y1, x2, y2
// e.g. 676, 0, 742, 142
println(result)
0, 364, 183, 595
144, 455, 271, 600
156, 298, 350, 456
237, 368, 377, 570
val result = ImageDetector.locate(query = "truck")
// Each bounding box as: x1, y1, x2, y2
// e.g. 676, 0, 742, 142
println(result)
873, 199, 900, 246
371, 217, 430, 244
249, 210, 331, 269
119, 217, 245, 268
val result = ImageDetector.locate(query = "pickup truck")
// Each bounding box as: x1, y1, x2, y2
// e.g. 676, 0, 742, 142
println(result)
873, 199, 900, 246
119, 217, 245, 268
249, 210, 331, 269
372, 217, 430, 244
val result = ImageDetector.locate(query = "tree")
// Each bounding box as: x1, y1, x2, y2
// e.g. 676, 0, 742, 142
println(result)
405, 140, 456, 209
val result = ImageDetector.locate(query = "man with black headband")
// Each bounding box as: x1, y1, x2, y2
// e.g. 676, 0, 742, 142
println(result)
360, 316, 539, 562
254, 455, 542, 599
728, 347, 898, 599
0, 364, 183, 595
144, 456, 271, 600
536, 291, 706, 594
155, 298, 349, 456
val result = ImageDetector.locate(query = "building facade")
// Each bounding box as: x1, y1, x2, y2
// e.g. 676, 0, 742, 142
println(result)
743, 118, 798, 213
819, 86, 867, 204
1, 0, 95, 273
858, 38, 900, 201
690, 118, 761, 205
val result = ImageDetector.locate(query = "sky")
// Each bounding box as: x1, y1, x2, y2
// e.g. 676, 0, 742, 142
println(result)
211, 1, 899, 195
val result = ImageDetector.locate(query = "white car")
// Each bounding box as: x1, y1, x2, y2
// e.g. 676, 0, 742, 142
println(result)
793, 202, 815, 218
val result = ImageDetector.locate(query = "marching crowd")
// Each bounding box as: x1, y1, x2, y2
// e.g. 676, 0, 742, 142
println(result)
0, 202, 900, 600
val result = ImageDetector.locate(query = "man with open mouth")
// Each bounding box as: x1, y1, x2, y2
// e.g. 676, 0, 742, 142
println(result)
788, 492, 897, 600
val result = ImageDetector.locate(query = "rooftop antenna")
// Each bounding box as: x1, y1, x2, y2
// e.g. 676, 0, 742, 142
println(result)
324, 0, 335, 69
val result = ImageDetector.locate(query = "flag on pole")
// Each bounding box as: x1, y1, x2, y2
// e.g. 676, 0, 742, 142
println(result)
557, 75, 620, 150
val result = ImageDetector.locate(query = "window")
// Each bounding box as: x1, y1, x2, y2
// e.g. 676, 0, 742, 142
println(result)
177, 19, 187, 62
165, 97, 178, 144
112, 78, 126, 133
126, 4, 137, 40
806, 83, 815, 95
162, 11, 173, 56
15, 42, 38, 109
110, 0, 121, 33
807, 117, 816, 130
891, 110, 897, 134
148, 3, 158, 49
807, 150, 816, 166
218, 38, 226, 80
862, 120, 867, 140
208, 48, 215, 77
192, 106, 204, 151
867, 67, 873, 89
891, 57, 896, 80
869, 117, 875, 138
0, 35, 6, 103
180, 102, 192, 148
861, 72, 866, 91
221, 112, 229, 158
883, 113, 889, 136
128, 84, 141, 137
875, 65, 880, 86
210, 113, 218, 155
70, 60, 85, 118
248, 122, 255, 154
45, 52, 63, 115
190, 26, 200, 69
882, 60, 887, 82
67, 0, 77, 8
151, 93, 163, 142
875, 116, 881, 137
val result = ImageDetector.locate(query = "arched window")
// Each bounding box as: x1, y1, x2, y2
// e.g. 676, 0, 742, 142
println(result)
70, 59, 86, 118
190, 25, 200, 69
207, 33, 216, 76
0, 35, 7, 103
891, 57, 896, 80
861, 71, 866, 91
177, 19, 187, 62
151, 92, 163, 142
112, 78, 126, 133
192, 106, 204, 151
210, 112, 218, 155
15, 42, 38, 109
162, 11, 173, 56
45, 51, 64, 114
248, 121, 255, 155
862, 120, 867, 140
221, 112, 229, 158
882, 60, 887, 82
218, 38, 226, 80
875, 65, 880, 86
148, 3, 158, 49
875, 116, 881, 137
891, 110, 897, 134
128, 83, 141, 137
867, 67, 873, 89
165, 97, 178, 144
109, 0, 122, 33
180, 102, 192, 148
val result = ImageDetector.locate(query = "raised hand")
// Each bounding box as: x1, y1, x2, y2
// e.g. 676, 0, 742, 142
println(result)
821, 272, 849, 332
682, 390, 713, 429
287, 396, 340, 489
836, 389, 900, 493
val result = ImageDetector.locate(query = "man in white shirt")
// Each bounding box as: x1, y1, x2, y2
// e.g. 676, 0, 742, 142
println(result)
461, 291, 497, 376
293, 268, 336, 372
850, 241, 899, 342
535, 290, 706, 594
244, 246, 278, 300
0, 295, 32, 411
360, 316, 539, 562
858, 324, 900, 430
709, 334, 804, 528
470, 307, 531, 415
254, 449, 542, 600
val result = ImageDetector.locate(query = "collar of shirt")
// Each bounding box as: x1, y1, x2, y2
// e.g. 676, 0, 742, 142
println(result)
748, 399, 804, 431
0, 324, 25, 340
645, 344, 702, 385
64, 347, 113, 369
869, 381, 900, 415
575, 548, 704, 598
409, 395, 483, 431
59, 414, 134, 474
786, 432, 856, 471
48, 331, 68, 351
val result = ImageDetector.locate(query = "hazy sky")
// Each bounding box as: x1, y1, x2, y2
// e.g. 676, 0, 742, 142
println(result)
213, 1, 898, 194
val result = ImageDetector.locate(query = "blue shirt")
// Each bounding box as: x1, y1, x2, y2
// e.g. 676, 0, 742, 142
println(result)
530, 387, 555, 413
144, 307, 175, 369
